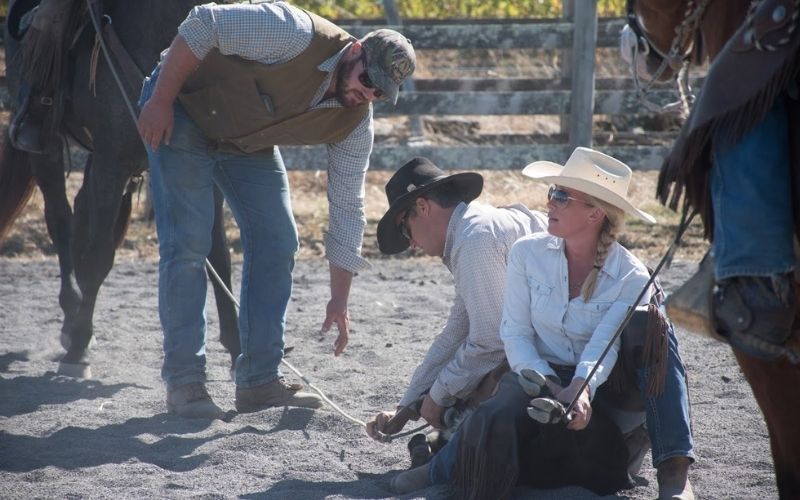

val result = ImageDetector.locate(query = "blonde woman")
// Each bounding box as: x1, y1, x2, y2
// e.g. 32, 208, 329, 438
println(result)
391, 148, 695, 500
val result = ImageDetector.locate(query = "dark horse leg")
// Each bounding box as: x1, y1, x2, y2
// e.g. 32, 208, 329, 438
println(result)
733, 350, 800, 499
209, 185, 240, 373
30, 145, 82, 342
58, 149, 132, 376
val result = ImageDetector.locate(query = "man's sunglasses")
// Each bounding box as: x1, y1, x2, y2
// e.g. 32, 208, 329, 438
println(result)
547, 185, 590, 209
359, 53, 386, 100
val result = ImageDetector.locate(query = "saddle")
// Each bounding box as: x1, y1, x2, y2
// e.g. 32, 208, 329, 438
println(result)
9, 0, 145, 153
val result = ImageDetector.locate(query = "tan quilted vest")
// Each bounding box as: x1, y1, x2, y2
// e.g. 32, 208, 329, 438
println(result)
178, 11, 368, 154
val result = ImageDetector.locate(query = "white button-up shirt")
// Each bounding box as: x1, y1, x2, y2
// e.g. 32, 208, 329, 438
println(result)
500, 233, 651, 398
177, 2, 373, 272
399, 202, 548, 407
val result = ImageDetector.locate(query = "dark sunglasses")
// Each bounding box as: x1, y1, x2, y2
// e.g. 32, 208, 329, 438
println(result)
398, 210, 413, 241
359, 53, 386, 100
547, 185, 590, 209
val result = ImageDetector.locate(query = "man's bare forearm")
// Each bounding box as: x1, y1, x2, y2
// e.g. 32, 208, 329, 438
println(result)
150, 35, 202, 105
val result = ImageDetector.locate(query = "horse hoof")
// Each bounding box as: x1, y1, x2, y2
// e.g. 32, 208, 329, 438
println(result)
57, 361, 92, 379
527, 397, 566, 424
518, 368, 547, 397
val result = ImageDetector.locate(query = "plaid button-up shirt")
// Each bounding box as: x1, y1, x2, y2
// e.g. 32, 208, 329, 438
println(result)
399, 202, 548, 407
178, 1, 373, 272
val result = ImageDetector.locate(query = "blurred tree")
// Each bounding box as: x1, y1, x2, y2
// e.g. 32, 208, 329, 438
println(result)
287, 0, 624, 19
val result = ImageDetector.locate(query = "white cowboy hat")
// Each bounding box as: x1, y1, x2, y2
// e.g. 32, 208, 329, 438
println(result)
522, 147, 656, 224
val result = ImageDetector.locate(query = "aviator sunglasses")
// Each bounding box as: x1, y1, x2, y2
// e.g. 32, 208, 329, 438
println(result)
358, 53, 387, 100
547, 185, 591, 209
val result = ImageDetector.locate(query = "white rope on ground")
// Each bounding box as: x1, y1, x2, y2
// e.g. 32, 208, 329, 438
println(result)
203, 260, 367, 426
205, 259, 431, 441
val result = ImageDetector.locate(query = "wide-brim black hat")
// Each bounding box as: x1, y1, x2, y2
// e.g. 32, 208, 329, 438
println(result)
377, 157, 483, 254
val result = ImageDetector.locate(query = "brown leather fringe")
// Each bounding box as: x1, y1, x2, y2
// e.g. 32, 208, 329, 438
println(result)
641, 304, 669, 398
452, 443, 517, 500
658, 49, 800, 238
606, 304, 669, 399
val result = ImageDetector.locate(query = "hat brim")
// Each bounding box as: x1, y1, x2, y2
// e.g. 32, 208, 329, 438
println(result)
377, 172, 484, 254
369, 68, 401, 105
522, 161, 656, 224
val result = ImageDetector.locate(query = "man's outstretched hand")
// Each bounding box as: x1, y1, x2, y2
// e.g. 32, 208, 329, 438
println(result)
322, 297, 349, 356
366, 410, 396, 440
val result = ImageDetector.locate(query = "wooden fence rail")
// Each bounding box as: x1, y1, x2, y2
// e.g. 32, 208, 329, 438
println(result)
276, 16, 685, 171
1, 16, 688, 171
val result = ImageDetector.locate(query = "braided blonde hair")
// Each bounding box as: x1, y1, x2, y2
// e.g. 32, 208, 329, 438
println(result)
581, 198, 625, 302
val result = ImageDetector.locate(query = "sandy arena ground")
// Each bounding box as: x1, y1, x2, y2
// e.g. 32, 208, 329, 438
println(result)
0, 255, 778, 499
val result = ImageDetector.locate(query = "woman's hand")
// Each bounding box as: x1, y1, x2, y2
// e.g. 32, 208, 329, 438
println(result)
555, 377, 592, 431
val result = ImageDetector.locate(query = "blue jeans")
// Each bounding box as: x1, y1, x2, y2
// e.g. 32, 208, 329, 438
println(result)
140, 68, 299, 390
429, 325, 695, 484
711, 97, 794, 280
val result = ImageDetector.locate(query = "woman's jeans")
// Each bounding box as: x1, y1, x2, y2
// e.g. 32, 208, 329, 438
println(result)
711, 97, 794, 280
429, 325, 695, 484
140, 67, 299, 390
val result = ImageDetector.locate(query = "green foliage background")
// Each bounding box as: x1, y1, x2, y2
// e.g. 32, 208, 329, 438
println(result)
0, 1, 625, 19
289, 0, 625, 19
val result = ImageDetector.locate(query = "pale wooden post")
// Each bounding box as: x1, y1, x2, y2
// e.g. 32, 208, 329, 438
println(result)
559, 0, 574, 137
568, 0, 597, 151
381, 0, 424, 140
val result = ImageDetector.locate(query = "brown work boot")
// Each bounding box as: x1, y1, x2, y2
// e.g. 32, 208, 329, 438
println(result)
235, 378, 323, 413
390, 462, 431, 494
657, 456, 694, 500
166, 382, 226, 420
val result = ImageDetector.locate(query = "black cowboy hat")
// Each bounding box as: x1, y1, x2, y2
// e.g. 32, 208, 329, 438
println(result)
377, 157, 483, 254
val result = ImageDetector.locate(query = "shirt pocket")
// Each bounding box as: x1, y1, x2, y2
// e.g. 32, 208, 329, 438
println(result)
527, 276, 554, 314
574, 300, 613, 332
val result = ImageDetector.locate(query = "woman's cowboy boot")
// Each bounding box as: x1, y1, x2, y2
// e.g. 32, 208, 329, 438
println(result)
656, 456, 694, 500
665, 252, 726, 342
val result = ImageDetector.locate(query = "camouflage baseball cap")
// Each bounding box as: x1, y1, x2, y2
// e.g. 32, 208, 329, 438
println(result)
361, 29, 416, 105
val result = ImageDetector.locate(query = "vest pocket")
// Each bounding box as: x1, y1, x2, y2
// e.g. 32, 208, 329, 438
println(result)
179, 79, 272, 140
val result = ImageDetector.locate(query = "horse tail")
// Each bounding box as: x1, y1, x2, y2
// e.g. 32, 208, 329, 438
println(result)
0, 137, 36, 242
112, 178, 136, 249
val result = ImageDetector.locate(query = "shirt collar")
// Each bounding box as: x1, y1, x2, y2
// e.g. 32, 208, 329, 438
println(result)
319, 41, 351, 73
313, 42, 353, 106
547, 236, 622, 279
442, 202, 468, 267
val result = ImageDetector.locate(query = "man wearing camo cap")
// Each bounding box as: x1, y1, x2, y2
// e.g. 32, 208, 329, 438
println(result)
137, 1, 415, 419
